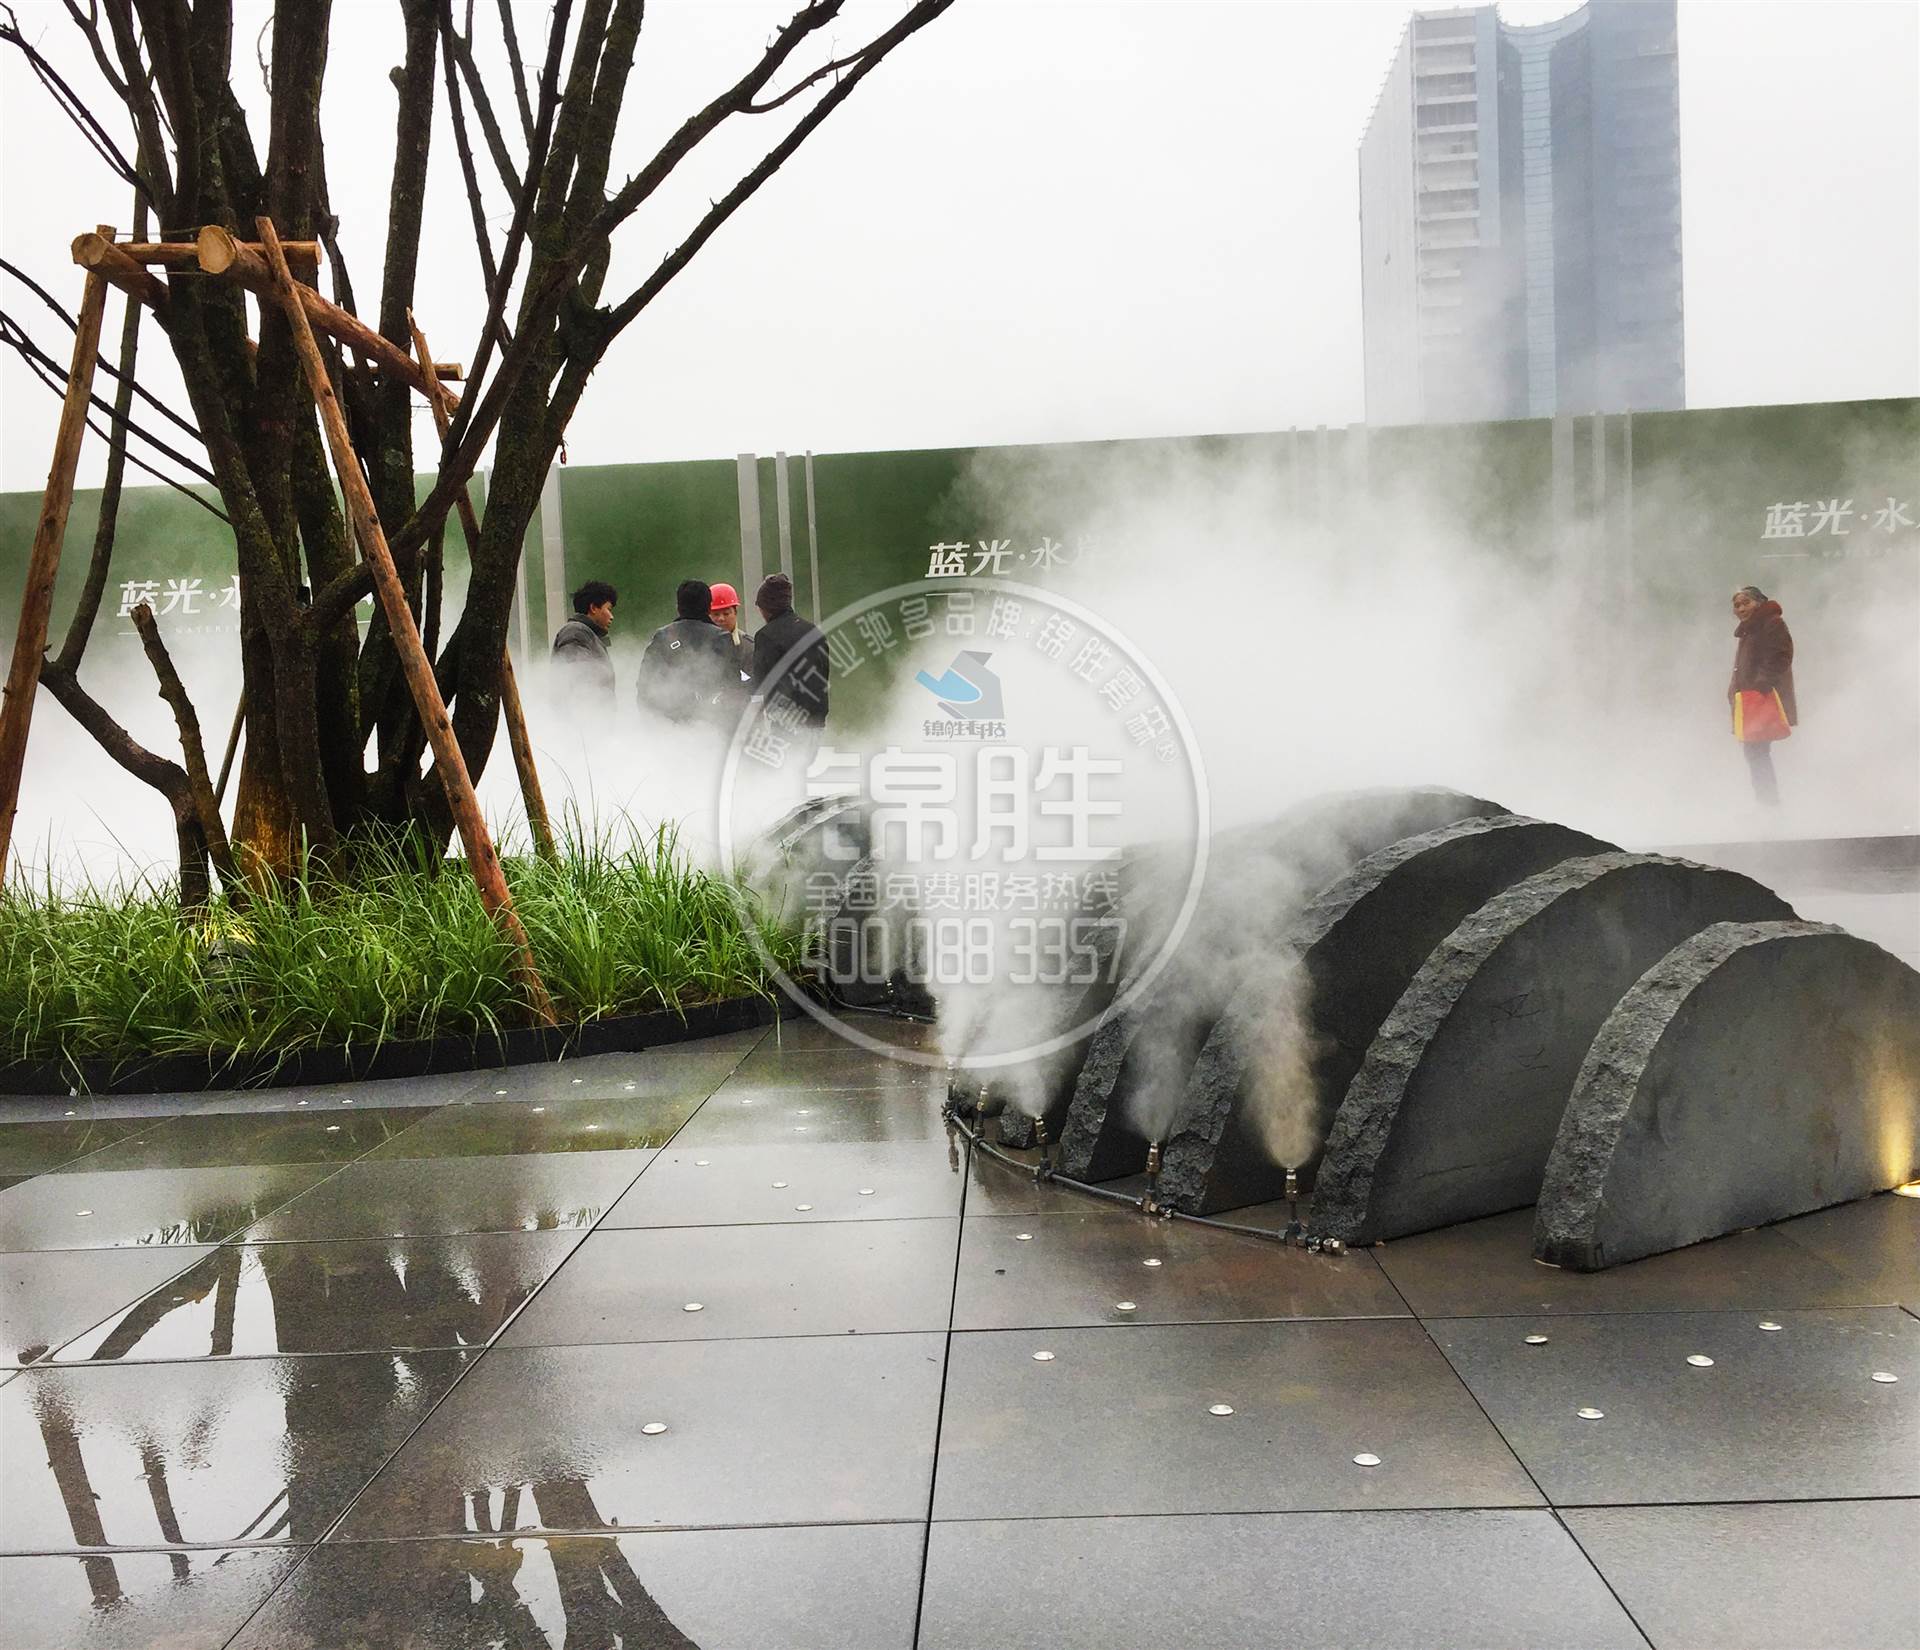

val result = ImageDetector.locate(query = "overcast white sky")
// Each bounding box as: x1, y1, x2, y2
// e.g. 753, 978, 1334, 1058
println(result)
1, 0, 1915, 492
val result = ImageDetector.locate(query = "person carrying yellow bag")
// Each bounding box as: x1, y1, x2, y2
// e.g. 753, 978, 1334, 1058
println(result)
1727, 584, 1797, 805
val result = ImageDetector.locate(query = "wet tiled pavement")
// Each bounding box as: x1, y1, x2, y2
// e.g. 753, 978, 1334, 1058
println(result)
0, 1019, 1915, 1648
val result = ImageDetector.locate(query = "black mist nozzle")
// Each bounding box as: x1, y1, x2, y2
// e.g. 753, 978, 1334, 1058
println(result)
1141, 1140, 1164, 1215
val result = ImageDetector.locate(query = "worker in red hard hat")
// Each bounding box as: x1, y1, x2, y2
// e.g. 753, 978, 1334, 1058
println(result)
709, 580, 754, 682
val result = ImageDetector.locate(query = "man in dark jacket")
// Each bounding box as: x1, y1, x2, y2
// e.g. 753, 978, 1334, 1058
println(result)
750, 573, 829, 727
637, 579, 739, 725
1728, 584, 1797, 805
551, 580, 616, 713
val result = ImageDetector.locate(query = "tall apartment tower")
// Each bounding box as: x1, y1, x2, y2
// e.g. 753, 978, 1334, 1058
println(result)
1359, 0, 1684, 424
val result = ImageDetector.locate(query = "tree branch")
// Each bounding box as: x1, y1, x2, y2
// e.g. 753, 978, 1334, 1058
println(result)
130, 601, 238, 886
442, 2, 522, 200
56, 194, 150, 675
494, 0, 534, 142
603, 0, 954, 337
0, 4, 150, 199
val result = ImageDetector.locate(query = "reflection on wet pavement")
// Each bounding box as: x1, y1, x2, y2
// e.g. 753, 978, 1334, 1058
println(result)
360, 1093, 701, 1158
51, 1107, 438, 1172
336, 1336, 945, 1536
3, 1245, 214, 1367
0, 1351, 470, 1551
0, 1019, 1912, 1647
53, 1232, 582, 1363
227, 1525, 924, 1650
0, 1163, 339, 1250
0, 1546, 305, 1650
240, 1151, 654, 1240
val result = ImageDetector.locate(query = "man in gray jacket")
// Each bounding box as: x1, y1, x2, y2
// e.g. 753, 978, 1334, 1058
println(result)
551, 580, 617, 713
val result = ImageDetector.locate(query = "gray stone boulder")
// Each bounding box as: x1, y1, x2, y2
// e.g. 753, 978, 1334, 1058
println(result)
1535, 921, 1920, 1270
1051, 788, 1509, 1182
1154, 814, 1613, 1214
1309, 855, 1795, 1245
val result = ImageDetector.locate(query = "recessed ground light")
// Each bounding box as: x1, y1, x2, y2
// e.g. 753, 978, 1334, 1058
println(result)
584, 1124, 600, 1132
1032, 1350, 1055, 1362
531, 1107, 545, 1114
1142, 1258, 1162, 1268
1524, 1334, 1550, 1345
795, 1203, 813, 1211
857, 1188, 875, 1196
1208, 1404, 1234, 1417
1015, 1233, 1033, 1242
495, 1089, 508, 1096
1353, 1452, 1381, 1467
75, 1209, 93, 1217
695, 1159, 710, 1166
1871, 1371, 1900, 1384
63, 1109, 75, 1117
683, 1302, 704, 1313
772, 1181, 788, 1189
1577, 1407, 1605, 1420
296, 1100, 309, 1107
1686, 1354, 1715, 1367
340, 1099, 353, 1106
641, 1422, 668, 1435
1758, 1321, 1783, 1332
1115, 1301, 1137, 1312
623, 1083, 636, 1091
325, 1125, 342, 1133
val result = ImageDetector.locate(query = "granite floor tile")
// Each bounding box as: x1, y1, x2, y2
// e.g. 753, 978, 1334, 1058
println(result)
361, 1092, 701, 1158
727, 1044, 938, 1089
1772, 1191, 1920, 1315
962, 1153, 1133, 1217
919, 1511, 1646, 1650
954, 1211, 1408, 1329
55, 1106, 438, 1171
934, 1319, 1540, 1519
0, 1164, 339, 1251
0, 1350, 471, 1551
0, 1116, 165, 1175
1375, 1208, 1872, 1317
497, 1219, 956, 1346
601, 1137, 966, 1227
227, 1524, 922, 1650
241, 1151, 652, 1240
674, 1084, 941, 1145
52, 1231, 582, 1362
1563, 1499, 1920, 1650
181, 1071, 484, 1115
0, 1546, 306, 1650
335, 1334, 945, 1535
467, 1049, 743, 1106
2, 1245, 215, 1367
760, 1011, 941, 1054
1431, 1307, 1920, 1505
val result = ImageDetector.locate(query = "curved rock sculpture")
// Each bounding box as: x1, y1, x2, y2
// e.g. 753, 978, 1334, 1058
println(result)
1067, 799, 1574, 1190
1152, 814, 1613, 1212
1534, 921, 1920, 1270
1309, 855, 1795, 1245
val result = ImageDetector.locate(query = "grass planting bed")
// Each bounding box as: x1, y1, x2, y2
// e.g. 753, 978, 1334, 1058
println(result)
0, 827, 805, 1096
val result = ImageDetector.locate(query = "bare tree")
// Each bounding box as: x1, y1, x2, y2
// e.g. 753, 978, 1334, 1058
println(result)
1, 0, 954, 884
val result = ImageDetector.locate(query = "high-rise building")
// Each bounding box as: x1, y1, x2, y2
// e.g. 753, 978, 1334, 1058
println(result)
1359, 0, 1684, 425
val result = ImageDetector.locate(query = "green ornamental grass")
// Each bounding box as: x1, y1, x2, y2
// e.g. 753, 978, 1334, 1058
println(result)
0, 815, 807, 1070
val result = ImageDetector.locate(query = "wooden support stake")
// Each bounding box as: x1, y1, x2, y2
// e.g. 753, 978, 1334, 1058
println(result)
406, 311, 558, 867
255, 216, 556, 1024
214, 691, 246, 807
119, 240, 320, 270
198, 227, 457, 413
70, 232, 169, 319
0, 247, 111, 883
